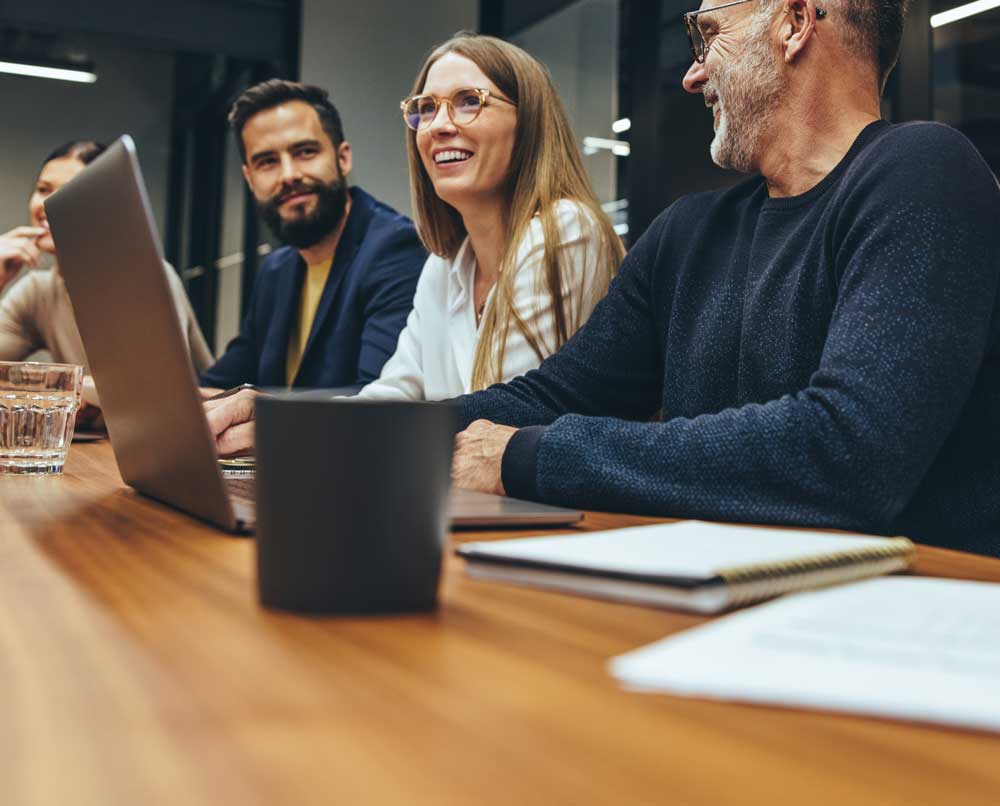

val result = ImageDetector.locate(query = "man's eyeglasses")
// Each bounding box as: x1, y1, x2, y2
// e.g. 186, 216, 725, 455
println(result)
400, 87, 515, 131
683, 0, 827, 64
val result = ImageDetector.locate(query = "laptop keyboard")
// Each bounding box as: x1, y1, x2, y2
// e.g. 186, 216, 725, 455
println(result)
224, 475, 256, 505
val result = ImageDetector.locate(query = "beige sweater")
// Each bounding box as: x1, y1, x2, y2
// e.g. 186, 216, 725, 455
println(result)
0, 264, 212, 372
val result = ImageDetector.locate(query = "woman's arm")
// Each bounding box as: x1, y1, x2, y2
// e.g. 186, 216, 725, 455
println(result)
0, 271, 43, 360
356, 255, 438, 400
163, 263, 214, 373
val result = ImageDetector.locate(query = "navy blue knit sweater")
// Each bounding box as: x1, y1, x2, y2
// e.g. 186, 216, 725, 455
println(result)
460, 121, 1000, 556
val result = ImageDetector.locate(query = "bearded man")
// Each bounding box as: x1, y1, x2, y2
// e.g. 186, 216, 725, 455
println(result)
200, 79, 425, 390
445, 0, 1000, 555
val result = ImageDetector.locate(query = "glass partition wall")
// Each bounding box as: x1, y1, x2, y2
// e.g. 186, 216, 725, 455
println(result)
510, 0, 631, 239
491, 0, 999, 245
932, 1, 1000, 177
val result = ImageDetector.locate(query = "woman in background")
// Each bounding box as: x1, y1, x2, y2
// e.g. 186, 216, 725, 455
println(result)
0, 140, 212, 373
357, 32, 624, 399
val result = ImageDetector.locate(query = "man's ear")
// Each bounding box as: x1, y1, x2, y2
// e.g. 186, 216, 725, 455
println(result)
239, 130, 255, 189
782, 0, 820, 64
338, 141, 353, 178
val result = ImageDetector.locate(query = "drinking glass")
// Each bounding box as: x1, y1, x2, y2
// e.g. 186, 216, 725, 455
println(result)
0, 361, 83, 474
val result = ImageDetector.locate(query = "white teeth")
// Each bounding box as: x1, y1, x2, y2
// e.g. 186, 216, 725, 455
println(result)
434, 150, 472, 164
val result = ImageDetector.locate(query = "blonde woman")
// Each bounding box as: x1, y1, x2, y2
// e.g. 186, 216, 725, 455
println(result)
357, 32, 624, 400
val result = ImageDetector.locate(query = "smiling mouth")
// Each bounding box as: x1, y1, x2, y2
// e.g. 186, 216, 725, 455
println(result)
434, 149, 473, 165
279, 191, 315, 206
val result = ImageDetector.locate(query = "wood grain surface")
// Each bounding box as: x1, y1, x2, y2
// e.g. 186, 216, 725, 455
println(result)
0, 442, 998, 806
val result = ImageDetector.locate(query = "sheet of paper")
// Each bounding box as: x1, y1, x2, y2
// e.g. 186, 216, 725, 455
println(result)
610, 577, 1000, 733
461, 520, 906, 580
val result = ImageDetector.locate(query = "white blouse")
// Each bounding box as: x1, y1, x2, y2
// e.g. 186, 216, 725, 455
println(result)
357, 200, 609, 400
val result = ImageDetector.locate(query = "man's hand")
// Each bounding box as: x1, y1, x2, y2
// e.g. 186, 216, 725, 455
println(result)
204, 388, 259, 457
451, 419, 517, 496
0, 227, 46, 292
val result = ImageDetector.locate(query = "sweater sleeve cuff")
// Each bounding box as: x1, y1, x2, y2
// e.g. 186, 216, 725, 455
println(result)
501, 425, 547, 501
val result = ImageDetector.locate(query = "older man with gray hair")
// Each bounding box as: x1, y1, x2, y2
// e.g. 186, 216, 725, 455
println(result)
450, 0, 1000, 555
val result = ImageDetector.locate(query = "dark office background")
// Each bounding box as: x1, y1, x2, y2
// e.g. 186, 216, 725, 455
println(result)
1, 0, 996, 349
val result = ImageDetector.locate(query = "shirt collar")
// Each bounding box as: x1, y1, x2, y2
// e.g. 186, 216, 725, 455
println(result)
448, 236, 476, 314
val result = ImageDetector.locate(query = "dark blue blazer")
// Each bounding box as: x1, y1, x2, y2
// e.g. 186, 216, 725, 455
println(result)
200, 187, 425, 390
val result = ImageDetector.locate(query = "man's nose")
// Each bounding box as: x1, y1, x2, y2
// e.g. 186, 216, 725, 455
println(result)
683, 59, 708, 94
278, 153, 301, 182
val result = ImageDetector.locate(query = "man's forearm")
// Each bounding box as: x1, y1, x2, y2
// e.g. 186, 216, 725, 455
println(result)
499, 425, 547, 499
199, 340, 255, 388
503, 392, 912, 534
459, 225, 666, 431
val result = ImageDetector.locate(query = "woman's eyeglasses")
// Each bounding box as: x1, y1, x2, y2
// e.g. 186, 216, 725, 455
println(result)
683, 0, 827, 64
400, 87, 515, 131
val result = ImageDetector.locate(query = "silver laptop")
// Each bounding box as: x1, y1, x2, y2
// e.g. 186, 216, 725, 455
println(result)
45, 136, 583, 533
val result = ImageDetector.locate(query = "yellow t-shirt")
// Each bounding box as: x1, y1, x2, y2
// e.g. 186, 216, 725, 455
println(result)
286, 257, 333, 385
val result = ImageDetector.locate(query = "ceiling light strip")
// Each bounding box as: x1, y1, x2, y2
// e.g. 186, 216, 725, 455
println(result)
0, 60, 97, 83
930, 0, 1000, 27
583, 136, 631, 157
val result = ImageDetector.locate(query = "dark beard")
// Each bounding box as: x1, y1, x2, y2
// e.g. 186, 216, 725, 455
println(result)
258, 175, 349, 249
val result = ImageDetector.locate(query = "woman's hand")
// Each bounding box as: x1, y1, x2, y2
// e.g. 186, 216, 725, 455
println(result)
0, 227, 46, 292
76, 375, 104, 430
75, 402, 104, 430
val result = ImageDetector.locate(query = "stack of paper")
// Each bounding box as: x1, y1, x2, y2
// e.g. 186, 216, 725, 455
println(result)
610, 577, 1000, 733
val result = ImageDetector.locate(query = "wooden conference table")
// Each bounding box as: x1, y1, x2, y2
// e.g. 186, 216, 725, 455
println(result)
1, 442, 999, 806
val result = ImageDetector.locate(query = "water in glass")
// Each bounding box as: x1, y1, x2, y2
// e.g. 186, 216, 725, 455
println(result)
0, 362, 82, 474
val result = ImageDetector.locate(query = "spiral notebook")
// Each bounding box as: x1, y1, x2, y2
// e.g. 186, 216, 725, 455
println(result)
456, 520, 915, 613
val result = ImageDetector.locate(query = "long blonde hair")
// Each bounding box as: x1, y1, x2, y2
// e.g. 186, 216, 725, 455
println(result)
406, 32, 625, 391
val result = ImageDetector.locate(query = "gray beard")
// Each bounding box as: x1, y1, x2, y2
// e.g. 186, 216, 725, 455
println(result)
706, 17, 786, 173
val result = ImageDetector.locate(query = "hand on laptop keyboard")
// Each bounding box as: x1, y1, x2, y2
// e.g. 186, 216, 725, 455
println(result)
204, 387, 259, 457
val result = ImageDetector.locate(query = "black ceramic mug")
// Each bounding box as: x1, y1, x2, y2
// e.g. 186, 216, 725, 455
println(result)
255, 395, 460, 614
